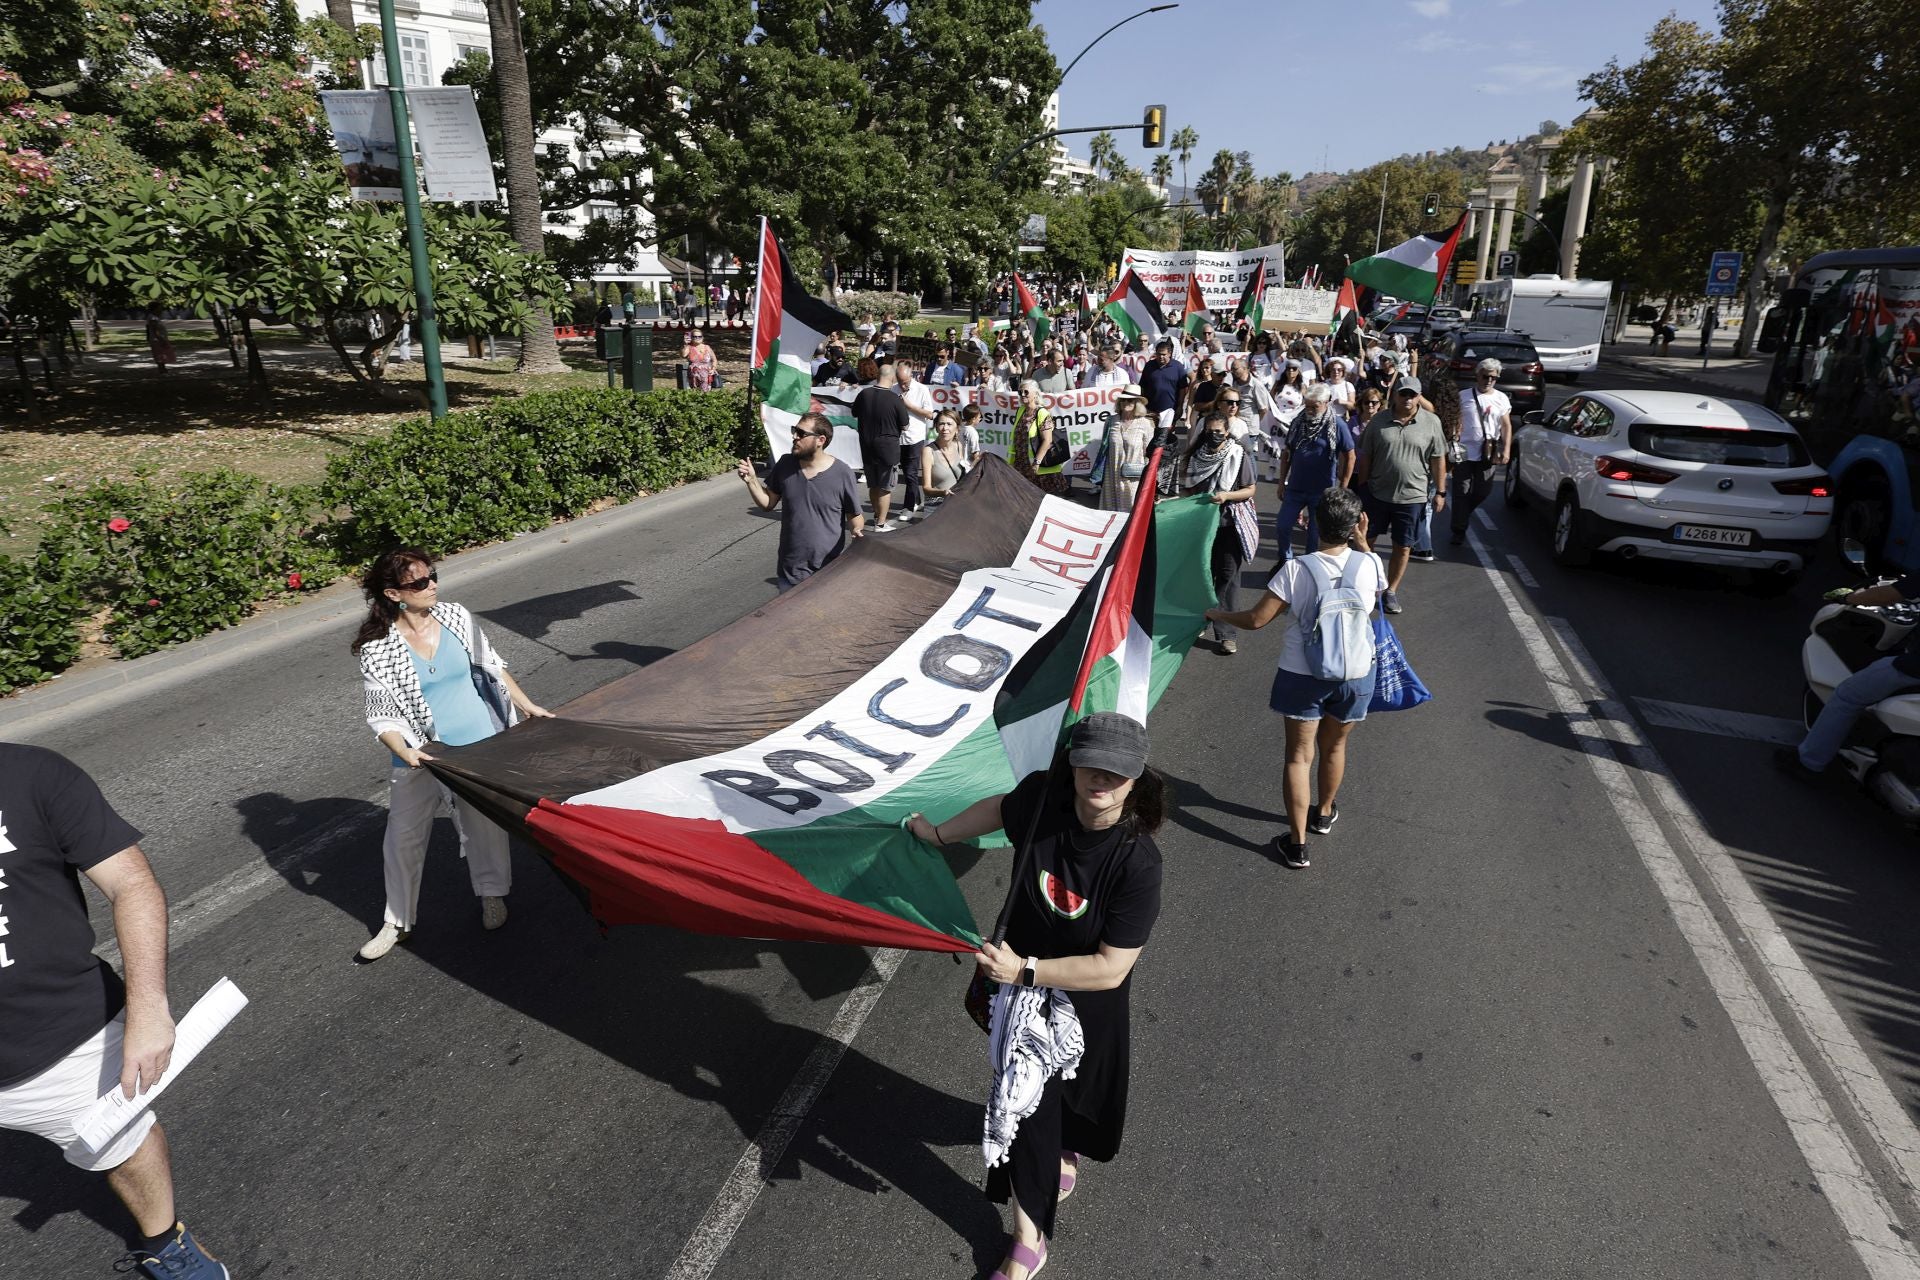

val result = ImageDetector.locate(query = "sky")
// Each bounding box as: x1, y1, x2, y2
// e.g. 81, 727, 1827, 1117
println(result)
1027, 0, 1724, 178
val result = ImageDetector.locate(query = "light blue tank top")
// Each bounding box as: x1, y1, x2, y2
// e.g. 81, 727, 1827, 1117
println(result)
410, 631, 496, 747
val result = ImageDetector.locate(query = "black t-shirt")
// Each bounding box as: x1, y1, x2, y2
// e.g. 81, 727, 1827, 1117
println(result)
853, 386, 909, 440
0, 744, 142, 1087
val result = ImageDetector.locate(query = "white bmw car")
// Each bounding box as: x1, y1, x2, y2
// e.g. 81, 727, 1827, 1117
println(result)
1504, 389, 1832, 584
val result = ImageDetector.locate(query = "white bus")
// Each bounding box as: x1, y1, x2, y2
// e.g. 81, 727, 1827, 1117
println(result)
1468, 275, 1612, 377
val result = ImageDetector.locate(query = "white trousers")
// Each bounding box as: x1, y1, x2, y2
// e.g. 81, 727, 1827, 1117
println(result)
382, 765, 512, 929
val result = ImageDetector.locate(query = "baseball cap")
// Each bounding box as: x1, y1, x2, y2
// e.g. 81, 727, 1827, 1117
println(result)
1067, 712, 1150, 780
1394, 375, 1423, 395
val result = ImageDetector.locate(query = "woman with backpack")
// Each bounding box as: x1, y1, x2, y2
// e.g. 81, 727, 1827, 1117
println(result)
1203, 487, 1385, 869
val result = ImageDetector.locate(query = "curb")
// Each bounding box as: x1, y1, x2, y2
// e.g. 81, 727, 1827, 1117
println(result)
2, 473, 737, 738
1604, 353, 1767, 399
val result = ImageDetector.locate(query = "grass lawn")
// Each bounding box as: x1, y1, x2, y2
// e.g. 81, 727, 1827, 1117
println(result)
0, 328, 752, 558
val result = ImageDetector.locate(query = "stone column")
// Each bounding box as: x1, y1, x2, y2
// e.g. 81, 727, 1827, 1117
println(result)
1527, 140, 1557, 220
1493, 179, 1520, 257
1471, 185, 1493, 279
1559, 156, 1595, 279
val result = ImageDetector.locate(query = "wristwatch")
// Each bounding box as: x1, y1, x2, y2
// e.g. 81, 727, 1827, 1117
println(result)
1021, 955, 1038, 987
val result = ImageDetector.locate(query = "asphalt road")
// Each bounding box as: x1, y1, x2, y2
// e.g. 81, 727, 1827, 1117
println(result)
10, 359, 1920, 1279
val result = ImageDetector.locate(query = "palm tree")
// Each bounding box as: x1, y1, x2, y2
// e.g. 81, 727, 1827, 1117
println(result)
1087, 131, 1119, 182
1150, 153, 1173, 195
1170, 125, 1199, 198
1197, 148, 1235, 218
483, 0, 565, 372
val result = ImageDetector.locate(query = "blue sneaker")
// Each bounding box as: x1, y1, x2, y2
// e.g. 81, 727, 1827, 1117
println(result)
117, 1222, 230, 1278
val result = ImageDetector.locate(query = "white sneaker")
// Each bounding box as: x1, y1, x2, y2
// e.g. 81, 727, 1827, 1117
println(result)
481, 896, 509, 930
357, 922, 409, 961
872, 522, 896, 533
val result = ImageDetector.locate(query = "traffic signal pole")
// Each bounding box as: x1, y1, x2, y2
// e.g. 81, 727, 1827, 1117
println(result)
377, 0, 449, 419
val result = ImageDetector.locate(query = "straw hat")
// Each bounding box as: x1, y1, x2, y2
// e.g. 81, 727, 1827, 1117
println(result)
1117, 383, 1146, 402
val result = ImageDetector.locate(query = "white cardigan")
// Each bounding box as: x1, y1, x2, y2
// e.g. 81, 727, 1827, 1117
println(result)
358, 601, 519, 749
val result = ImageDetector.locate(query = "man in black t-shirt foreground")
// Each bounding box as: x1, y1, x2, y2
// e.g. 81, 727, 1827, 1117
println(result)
0, 743, 230, 1278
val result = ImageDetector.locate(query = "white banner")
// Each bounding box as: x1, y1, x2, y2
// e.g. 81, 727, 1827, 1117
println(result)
1120, 244, 1286, 314
768, 383, 1129, 479
319, 90, 402, 201
1261, 286, 1339, 328
406, 86, 498, 203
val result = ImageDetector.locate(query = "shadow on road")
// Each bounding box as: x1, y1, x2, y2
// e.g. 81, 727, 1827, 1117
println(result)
0, 1133, 129, 1243
1158, 770, 1282, 854
230, 787, 999, 1251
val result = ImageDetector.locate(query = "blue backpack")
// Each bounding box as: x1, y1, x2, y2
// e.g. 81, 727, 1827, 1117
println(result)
1300, 553, 1376, 681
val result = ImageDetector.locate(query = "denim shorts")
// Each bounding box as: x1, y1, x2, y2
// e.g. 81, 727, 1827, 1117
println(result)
1269, 663, 1377, 723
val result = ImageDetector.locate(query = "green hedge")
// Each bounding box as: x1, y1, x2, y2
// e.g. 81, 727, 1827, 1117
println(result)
0, 387, 753, 691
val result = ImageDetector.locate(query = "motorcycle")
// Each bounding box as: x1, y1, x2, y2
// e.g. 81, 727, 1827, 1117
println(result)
1802, 540, 1920, 821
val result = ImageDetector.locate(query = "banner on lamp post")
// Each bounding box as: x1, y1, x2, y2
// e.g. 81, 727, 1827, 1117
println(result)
319, 90, 403, 201
405, 86, 499, 203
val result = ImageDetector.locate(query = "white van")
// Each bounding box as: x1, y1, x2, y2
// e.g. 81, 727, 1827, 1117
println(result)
1468, 275, 1612, 378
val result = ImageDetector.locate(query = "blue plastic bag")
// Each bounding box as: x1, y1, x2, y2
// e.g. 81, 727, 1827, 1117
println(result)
1368, 613, 1431, 713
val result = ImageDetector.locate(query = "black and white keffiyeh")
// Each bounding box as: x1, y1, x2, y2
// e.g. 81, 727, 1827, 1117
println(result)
358, 601, 516, 747
982, 982, 1085, 1169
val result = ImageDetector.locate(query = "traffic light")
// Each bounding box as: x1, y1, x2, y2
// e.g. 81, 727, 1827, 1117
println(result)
1142, 104, 1166, 149
1422, 192, 1440, 219
1455, 259, 1480, 285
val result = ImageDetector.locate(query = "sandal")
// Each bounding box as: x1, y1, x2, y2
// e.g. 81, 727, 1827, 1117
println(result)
1058, 1152, 1080, 1202
990, 1238, 1047, 1280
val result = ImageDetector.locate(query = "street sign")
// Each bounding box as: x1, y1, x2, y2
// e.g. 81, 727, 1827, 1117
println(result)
1455, 260, 1479, 286
1705, 251, 1742, 297
1495, 249, 1518, 278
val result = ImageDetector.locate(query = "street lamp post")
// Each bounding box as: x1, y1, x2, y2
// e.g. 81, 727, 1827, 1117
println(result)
1056, 4, 1180, 85
376, 0, 448, 419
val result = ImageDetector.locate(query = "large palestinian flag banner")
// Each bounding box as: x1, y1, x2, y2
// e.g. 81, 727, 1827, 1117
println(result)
428, 459, 1219, 954
751, 217, 853, 440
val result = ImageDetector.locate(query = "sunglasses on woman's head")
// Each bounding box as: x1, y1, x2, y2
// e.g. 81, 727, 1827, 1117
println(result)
395, 569, 439, 592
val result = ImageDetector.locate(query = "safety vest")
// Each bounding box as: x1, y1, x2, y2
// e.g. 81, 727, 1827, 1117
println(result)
1020, 405, 1061, 474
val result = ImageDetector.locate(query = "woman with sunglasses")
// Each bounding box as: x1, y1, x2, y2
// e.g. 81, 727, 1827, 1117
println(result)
351, 548, 554, 962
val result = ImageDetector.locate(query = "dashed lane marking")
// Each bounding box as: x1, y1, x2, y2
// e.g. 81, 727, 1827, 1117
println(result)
1632, 697, 1803, 746
1506, 554, 1540, 590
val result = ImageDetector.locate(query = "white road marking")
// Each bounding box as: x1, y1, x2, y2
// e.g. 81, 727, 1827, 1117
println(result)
1506, 554, 1541, 591
1633, 697, 1804, 746
664, 947, 907, 1280
1468, 528, 1920, 1277
98, 787, 388, 970
1474, 505, 1495, 530
1554, 623, 1920, 1220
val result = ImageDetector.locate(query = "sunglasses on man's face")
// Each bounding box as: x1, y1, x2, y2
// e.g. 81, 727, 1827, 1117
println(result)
790, 428, 825, 439
395, 569, 439, 592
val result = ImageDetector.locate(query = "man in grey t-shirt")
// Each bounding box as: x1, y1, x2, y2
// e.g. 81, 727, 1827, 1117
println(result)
737, 411, 865, 590
1354, 376, 1446, 614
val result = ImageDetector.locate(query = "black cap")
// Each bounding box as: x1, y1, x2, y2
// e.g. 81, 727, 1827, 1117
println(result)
1066, 712, 1150, 780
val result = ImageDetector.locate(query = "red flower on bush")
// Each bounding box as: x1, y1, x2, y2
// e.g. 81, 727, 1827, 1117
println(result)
286, 571, 303, 590
107, 517, 131, 533
146, 598, 160, 608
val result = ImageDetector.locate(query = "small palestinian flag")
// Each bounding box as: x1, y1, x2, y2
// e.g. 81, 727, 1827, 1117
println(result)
1015, 272, 1051, 346
1329, 277, 1358, 336
1181, 272, 1210, 338
1078, 283, 1098, 329
1235, 258, 1267, 334
1346, 212, 1470, 306
1103, 269, 1169, 346
750, 217, 851, 445
427, 460, 1219, 954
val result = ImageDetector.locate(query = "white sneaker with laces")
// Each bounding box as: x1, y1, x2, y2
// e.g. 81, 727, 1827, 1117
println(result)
482, 896, 509, 930
357, 922, 408, 961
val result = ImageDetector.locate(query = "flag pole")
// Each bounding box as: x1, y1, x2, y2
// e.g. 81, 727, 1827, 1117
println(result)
985, 445, 1165, 948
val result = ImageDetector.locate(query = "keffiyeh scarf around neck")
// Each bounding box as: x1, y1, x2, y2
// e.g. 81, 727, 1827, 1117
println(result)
1180, 436, 1244, 495
1285, 408, 1337, 455
982, 982, 1084, 1168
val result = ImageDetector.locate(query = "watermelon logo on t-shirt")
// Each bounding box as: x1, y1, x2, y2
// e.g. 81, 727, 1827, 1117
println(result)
1038, 869, 1088, 919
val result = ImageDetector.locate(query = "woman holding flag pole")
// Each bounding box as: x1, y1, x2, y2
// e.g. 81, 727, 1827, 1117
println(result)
904, 450, 1173, 1280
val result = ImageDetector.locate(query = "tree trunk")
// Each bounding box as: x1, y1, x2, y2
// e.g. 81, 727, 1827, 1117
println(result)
78, 298, 98, 352
211, 304, 242, 368
484, 0, 566, 373
1735, 182, 1788, 359
239, 313, 268, 385
323, 0, 359, 77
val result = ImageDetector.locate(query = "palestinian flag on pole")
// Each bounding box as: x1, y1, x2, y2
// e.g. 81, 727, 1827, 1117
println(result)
426, 459, 1218, 954
751, 217, 852, 452
1345, 211, 1470, 306
1015, 272, 1051, 346
1235, 258, 1267, 334
1181, 271, 1210, 338
1329, 276, 1358, 336
1077, 283, 1098, 329
1103, 269, 1168, 347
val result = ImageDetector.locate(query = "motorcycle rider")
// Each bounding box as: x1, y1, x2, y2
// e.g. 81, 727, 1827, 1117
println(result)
1777, 576, 1920, 779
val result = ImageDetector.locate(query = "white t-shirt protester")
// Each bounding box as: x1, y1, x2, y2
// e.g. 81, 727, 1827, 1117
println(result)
1267, 547, 1388, 677
1457, 386, 1513, 462
896, 378, 934, 446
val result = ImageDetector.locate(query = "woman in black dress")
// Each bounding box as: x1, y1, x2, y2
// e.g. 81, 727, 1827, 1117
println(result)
906, 713, 1166, 1280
